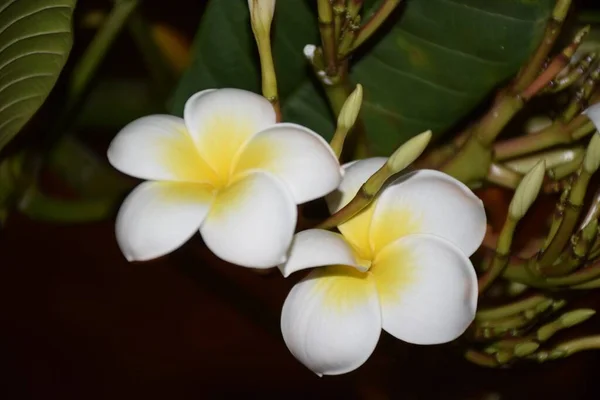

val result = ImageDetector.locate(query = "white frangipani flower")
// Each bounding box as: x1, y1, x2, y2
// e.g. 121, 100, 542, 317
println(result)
279, 158, 486, 376
108, 88, 342, 268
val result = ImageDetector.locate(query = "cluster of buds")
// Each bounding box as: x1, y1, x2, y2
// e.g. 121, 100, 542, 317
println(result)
434, 1, 600, 367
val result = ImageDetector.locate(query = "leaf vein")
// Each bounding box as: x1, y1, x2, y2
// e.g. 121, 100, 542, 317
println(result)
0, 30, 70, 58
369, 52, 473, 97
0, 5, 72, 38
0, 71, 54, 96
436, 0, 543, 23
0, 93, 42, 114
397, 27, 509, 66
0, 50, 63, 72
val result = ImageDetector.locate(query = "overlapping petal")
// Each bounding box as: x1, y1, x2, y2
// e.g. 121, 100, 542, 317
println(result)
115, 181, 215, 261
370, 170, 486, 256
281, 266, 381, 376
200, 171, 296, 268
107, 115, 218, 183
234, 123, 342, 203
370, 234, 478, 345
325, 158, 387, 258
183, 88, 276, 182
278, 229, 363, 278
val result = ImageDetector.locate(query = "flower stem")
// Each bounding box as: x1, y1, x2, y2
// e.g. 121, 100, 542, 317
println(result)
476, 295, 550, 321
256, 35, 281, 120
67, 0, 139, 113
512, 0, 572, 94
317, 0, 337, 75
440, 0, 572, 183
478, 218, 517, 293
539, 168, 592, 269
350, 0, 402, 52
493, 115, 595, 161
486, 164, 522, 189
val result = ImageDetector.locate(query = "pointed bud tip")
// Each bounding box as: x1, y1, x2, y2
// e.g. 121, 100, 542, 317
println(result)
560, 309, 596, 327
248, 0, 276, 38
387, 130, 433, 172
509, 160, 546, 220
584, 132, 600, 173
337, 84, 364, 131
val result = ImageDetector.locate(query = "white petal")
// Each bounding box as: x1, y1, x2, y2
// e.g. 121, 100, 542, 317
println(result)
183, 88, 276, 179
234, 123, 342, 204
324, 158, 387, 259
370, 234, 478, 345
116, 181, 215, 261
326, 157, 387, 213
278, 229, 363, 278
370, 169, 486, 257
200, 171, 296, 268
107, 115, 218, 183
281, 266, 381, 376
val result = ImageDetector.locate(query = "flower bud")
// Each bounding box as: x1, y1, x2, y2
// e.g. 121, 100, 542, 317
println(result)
509, 160, 545, 220
387, 130, 432, 173
583, 132, 600, 174
337, 84, 363, 131
248, 0, 275, 39
559, 309, 596, 328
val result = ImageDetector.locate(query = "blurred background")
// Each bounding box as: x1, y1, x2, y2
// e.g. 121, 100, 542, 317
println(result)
2, 0, 600, 398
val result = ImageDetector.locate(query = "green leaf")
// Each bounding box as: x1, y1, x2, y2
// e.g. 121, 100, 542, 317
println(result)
0, 0, 76, 151
171, 0, 554, 155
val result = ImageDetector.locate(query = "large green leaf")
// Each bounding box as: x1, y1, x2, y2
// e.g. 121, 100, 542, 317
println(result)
171, 0, 553, 155
0, 0, 76, 151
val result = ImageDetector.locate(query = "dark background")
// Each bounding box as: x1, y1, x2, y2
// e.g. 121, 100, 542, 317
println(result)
2, 0, 600, 398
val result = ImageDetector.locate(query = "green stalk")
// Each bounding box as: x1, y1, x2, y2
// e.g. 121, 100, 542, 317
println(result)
493, 116, 594, 161
67, 0, 139, 113
476, 295, 550, 321
539, 168, 592, 268
350, 0, 402, 52
317, 0, 337, 75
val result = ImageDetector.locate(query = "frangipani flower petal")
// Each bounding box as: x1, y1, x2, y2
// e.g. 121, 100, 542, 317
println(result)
200, 171, 296, 268
370, 234, 478, 345
116, 181, 215, 261
325, 157, 387, 258
370, 170, 486, 256
281, 266, 381, 376
183, 88, 276, 180
107, 115, 218, 183
235, 123, 342, 204
278, 229, 363, 278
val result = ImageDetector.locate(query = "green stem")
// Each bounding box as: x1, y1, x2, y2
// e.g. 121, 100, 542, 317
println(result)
464, 349, 500, 367
511, 0, 572, 93
504, 259, 600, 287
494, 116, 594, 161
351, 0, 402, 52
317, 0, 337, 75
539, 168, 592, 268
476, 295, 550, 321
67, 0, 139, 112
479, 218, 517, 292
306, 47, 368, 158
486, 164, 521, 189
553, 335, 600, 356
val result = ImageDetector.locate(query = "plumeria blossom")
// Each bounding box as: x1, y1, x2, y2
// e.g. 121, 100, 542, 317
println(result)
107, 88, 342, 268
279, 158, 487, 376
